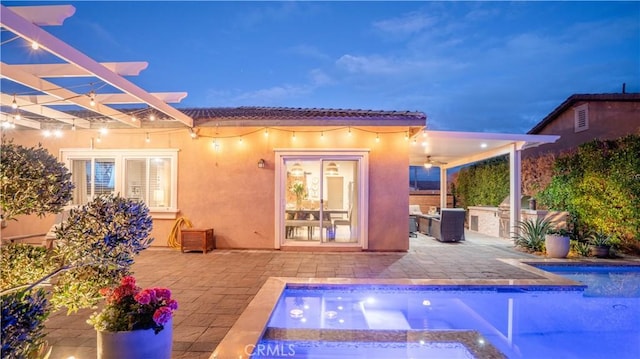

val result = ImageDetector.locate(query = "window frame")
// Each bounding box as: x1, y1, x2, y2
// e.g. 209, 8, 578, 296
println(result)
60, 148, 179, 219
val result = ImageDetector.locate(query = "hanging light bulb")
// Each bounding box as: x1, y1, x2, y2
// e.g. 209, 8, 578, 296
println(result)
149, 113, 156, 121
43, 129, 52, 137
96, 135, 102, 143
264, 128, 269, 137
31, 41, 39, 50
71, 119, 76, 131
54, 129, 62, 138
411, 137, 417, 146
89, 91, 96, 106
189, 128, 198, 139
292, 132, 296, 141
405, 132, 409, 141
131, 116, 137, 122
348, 126, 352, 136
14, 112, 21, 121
99, 127, 108, 135
320, 131, 324, 139
375, 133, 380, 143
145, 133, 150, 143
11, 95, 18, 109
238, 136, 243, 143
422, 129, 428, 137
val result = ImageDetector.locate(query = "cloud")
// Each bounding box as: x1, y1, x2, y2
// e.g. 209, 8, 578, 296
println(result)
373, 11, 435, 36
336, 54, 436, 75
309, 69, 334, 86
287, 44, 331, 61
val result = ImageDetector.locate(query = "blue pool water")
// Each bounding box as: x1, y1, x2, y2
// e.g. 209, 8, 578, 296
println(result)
532, 265, 640, 297
253, 266, 640, 359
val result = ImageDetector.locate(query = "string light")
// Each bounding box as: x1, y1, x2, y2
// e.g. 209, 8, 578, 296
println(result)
31, 41, 39, 50
149, 113, 155, 121
71, 119, 76, 131
43, 129, 51, 137
99, 127, 108, 135
11, 95, 18, 109
348, 126, 352, 136
292, 132, 296, 141
131, 116, 137, 122
54, 129, 62, 138
375, 133, 380, 143
238, 136, 243, 143
96, 135, 102, 143
145, 133, 150, 143
89, 91, 96, 106
264, 128, 269, 137
405, 132, 409, 141
412, 138, 417, 146
14, 112, 21, 121
320, 131, 324, 139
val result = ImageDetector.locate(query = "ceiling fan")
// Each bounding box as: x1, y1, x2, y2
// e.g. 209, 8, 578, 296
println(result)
423, 156, 447, 169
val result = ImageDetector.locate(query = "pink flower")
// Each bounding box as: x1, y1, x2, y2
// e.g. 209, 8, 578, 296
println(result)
154, 288, 172, 301
152, 306, 173, 325
121, 276, 136, 287
167, 299, 178, 310
134, 289, 155, 305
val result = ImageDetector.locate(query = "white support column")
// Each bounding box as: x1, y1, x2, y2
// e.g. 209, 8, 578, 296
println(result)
440, 167, 448, 209
509, 144, 522, 238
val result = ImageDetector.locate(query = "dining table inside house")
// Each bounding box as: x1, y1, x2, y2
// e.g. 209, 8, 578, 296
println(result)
285, 209, 349, 240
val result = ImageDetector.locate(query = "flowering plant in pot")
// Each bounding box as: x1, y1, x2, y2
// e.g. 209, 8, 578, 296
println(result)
89, 276, 177, 359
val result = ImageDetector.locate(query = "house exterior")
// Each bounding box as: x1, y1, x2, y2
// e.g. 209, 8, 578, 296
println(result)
2, 107, 426, 252
524, 93, 640, 157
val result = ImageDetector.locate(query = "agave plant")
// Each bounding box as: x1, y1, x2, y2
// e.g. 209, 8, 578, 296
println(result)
512, 217, 553, 252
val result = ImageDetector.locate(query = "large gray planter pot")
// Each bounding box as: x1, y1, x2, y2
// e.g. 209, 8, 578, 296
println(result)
545, 234, 570, 258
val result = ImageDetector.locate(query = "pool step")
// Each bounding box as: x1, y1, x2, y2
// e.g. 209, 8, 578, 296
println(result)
363, 309, 410, 330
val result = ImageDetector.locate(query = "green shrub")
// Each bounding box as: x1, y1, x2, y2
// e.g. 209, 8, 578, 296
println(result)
538, 135, 640, 253
454, 156, 509, 208
0, 139, 73, 221
1, 289, 50, 359
0, 244, 57, 291
52, 194, 154, 313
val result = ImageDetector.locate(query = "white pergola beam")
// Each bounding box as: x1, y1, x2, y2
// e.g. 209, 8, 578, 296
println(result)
1, 93, 91, 128
1, 62, 140, 128
7, 5, 75, 26
0, 5, 193, 128
9, 62, 149, 78
17, 92, 188, 105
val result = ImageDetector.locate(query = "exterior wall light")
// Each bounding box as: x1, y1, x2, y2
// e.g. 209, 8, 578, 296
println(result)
258, 159, 266, 168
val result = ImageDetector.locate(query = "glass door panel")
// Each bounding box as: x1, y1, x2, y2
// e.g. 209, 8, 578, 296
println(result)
283, 159, 322, 242
324, 160, 358, 243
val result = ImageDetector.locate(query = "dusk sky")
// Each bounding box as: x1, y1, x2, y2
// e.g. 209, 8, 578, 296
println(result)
2, 1, 639, 134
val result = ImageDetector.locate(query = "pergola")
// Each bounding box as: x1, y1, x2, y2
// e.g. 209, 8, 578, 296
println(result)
2, 4, 559, 238
0, 4, 193, 129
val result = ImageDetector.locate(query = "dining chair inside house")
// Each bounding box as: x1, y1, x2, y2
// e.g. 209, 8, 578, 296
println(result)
332, 207, 352, 240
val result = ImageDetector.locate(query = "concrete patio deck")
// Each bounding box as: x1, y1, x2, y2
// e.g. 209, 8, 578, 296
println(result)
45, 232, 546, 359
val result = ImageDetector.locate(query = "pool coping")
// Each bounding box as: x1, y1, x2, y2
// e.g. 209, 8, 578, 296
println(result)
211, 259, 640, 359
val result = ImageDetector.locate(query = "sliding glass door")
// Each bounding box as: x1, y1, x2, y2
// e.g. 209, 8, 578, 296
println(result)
276, 151, 368, 248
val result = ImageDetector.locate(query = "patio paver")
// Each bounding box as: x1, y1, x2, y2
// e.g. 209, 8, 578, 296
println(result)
45, 232, 545, 358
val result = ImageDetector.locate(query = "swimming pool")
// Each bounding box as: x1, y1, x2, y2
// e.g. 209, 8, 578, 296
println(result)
253, 283, 639, 358
530, 264, 640, 297
212, 264, 640, 359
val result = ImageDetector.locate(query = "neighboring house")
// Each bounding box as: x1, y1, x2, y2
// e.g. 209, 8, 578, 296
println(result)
4, 107, 425, 252
524, 93, 640, 158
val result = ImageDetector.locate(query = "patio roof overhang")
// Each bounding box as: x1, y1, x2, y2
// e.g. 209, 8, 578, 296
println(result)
409, 130, 559, 169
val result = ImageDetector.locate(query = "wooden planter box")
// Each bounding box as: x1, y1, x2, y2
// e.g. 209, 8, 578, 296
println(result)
181, 228, 215, 254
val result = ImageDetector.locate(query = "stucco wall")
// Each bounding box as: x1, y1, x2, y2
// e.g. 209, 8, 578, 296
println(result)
2, 126, 411, 251
525, 100, 640, 157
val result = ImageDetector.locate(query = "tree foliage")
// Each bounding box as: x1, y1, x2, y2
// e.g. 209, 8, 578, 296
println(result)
538, 135, 640, 253
0, 139, 74, 221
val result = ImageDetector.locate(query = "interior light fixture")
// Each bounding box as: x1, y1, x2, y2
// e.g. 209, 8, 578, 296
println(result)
424, 162, 433, 169
325, 162, 339, 176
290, 162, 304, 177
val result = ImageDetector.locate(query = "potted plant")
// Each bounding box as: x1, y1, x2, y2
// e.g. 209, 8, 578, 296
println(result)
89, 276, 177, 359
589, 231, 611, 258
545, 226, 571, 258
290, 181, 307, 209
